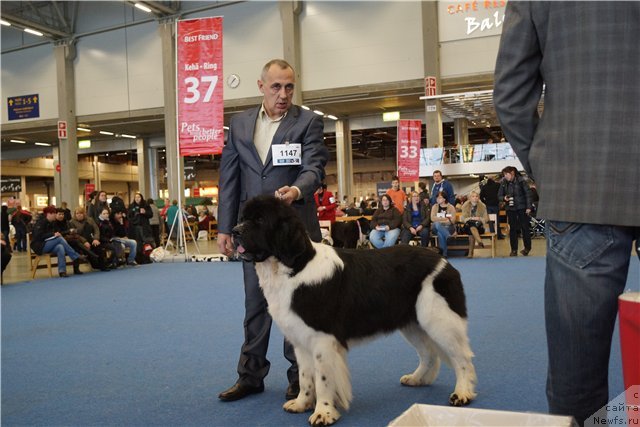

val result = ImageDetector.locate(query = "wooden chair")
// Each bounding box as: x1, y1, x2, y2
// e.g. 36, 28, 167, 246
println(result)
27, 233, 54, 278
208, 220, 218, 240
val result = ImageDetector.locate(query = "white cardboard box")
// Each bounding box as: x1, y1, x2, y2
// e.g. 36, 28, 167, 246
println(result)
388, 404, 578, 427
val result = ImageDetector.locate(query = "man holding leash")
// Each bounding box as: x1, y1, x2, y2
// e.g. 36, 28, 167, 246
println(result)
217, 59, 328, 402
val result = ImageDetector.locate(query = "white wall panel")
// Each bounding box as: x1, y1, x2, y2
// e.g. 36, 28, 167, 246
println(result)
75, 30, 129, 115
1, 44, 57, 124
300, 2, 424, 91
440, 36, 501, 79
125, 22, 164, 110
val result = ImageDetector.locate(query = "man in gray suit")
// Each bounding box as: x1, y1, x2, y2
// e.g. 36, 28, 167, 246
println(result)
217, 59, 328, 402
494, 2, 640, 425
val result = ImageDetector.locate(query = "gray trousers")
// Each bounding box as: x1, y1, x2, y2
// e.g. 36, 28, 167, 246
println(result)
237, 260, 297, 387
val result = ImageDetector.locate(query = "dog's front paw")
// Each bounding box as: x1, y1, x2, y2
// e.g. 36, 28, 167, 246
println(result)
308, 406, 341, 426
284, 398, 314, 413
400, 374, 423, 387
449, 391, 474, 406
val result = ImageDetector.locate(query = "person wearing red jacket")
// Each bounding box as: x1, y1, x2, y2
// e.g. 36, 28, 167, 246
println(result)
314, 184, 337, 223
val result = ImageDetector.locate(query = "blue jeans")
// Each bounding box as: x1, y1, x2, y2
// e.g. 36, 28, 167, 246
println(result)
400, 227, 431, 246
42, 236, 80, 273
369, 228, 400, 248
545, 221, 640, 425
112, 237, 137, 263
432, 222, 454, 256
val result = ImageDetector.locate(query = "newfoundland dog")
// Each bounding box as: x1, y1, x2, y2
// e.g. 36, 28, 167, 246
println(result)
330, 217, 370, 248
232, 196, 476, 426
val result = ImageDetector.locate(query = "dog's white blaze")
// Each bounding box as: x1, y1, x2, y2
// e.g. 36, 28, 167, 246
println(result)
255, 256, 338, 351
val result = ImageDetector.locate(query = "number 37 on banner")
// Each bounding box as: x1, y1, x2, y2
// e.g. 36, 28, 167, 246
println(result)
183, 76, 218, 104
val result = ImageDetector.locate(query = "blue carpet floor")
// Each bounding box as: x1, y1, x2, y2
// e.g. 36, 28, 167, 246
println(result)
2, 256, 637, 426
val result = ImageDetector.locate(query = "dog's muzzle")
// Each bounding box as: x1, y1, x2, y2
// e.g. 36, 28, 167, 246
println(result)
231, 224, 251, 261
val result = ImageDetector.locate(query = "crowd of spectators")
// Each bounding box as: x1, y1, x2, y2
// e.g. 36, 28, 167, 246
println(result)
0, 192, 221, 279
315, 167, 538, 258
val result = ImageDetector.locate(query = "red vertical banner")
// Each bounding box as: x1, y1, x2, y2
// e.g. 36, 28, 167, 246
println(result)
397, 120, 422, 182
177, 17, 224, 156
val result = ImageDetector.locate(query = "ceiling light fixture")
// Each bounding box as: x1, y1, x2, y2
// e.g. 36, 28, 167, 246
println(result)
10, 139, 26, 144
134, 3, 153, 13
313, 110, 324, 116
121, 134, 137, 139
24, 28, 44, 37
301, 105, 310, 111
99, 131, 114, 136
0, 20, 11, 26
77, 127, 91, 132
35, 142, 51, 146
326, 115, 338, 121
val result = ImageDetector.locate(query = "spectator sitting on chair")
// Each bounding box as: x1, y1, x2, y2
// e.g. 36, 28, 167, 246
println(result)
53, 208, 99, 265
345, 202, 362, 217
30, 206, 85, 278
400, 191, 431, 247
369, 194, 402, 248
70, 207, 109, 271
460, 191, 490, 258
110, 209, 138, 266
198, 210, 211, 233
430, 191, 457, 257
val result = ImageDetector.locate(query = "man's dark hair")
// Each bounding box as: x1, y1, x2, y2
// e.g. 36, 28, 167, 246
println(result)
392, 175, 400, 182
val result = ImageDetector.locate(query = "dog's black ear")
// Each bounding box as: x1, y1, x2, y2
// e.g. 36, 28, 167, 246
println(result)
273, 221, 314, 273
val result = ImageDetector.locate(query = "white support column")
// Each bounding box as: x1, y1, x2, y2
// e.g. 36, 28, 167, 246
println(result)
335, 119, 354, 203
54, 39, 80, 210
159, 19, 182, 201
422, 1, 444, 148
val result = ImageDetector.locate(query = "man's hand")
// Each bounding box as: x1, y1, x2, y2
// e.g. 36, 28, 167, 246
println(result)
84, 242, 91, 249
218, 233, 234, 257
275, 186, 300, 205
92, 239, 100, 247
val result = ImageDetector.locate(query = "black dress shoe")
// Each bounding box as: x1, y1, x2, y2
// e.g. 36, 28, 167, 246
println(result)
510, 251, 518, 257
218, 382, 264, 402
520, 248, 530, 256
285, 381, 300, 400
59, 272, 69, 278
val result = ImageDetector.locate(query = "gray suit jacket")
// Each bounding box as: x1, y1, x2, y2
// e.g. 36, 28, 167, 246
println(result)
494, 2, 640, 226
218, 104, 328, 240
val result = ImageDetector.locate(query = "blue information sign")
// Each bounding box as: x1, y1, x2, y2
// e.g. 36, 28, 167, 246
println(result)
7, 94, 40, 120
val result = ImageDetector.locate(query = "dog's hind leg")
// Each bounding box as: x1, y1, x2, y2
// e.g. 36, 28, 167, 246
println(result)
308, 336, 351, 427
399, 322, 441, 386
284, 348, 315, 413
416, 287, 477, 406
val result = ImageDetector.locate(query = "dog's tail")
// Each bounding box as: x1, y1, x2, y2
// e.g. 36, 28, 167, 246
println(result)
332, 341, 352, 410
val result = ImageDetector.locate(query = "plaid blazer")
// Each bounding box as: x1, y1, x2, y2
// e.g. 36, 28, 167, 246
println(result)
494, 2, 640, 226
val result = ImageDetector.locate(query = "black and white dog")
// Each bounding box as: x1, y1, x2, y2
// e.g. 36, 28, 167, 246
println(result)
233, 196, 476, 426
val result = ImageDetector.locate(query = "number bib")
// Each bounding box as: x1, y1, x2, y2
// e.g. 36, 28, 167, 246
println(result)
272, 143, 302, 166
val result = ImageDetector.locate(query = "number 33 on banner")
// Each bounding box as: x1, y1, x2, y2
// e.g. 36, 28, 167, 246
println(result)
183, 75, 218, 104
400, 146, 418, 158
